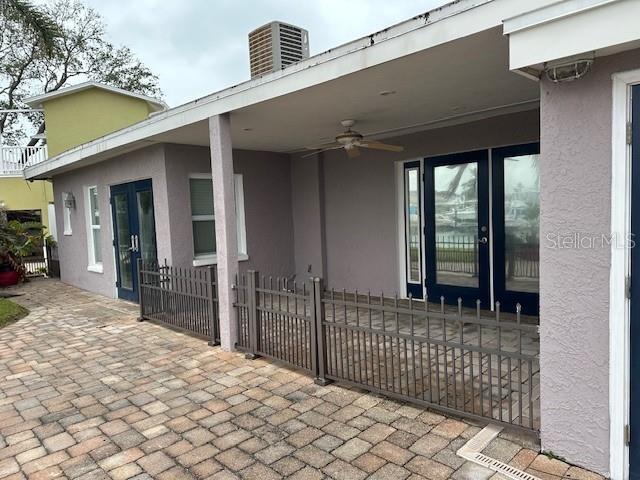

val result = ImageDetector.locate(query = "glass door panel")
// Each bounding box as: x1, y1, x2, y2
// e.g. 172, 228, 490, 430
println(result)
425, 150, 490, 307
113, 192, 133, 291
136, 189, 157, 263
434, 162, 479, 288
404, 162, 423, 299
492, 143, 540, 314
504, 155, 539, 293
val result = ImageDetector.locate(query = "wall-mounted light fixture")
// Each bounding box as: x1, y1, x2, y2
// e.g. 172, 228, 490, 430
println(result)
544, 55, 594, 83
63, 193, 76, 210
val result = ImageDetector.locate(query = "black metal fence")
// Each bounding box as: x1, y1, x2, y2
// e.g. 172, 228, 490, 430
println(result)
138, 260, 220, 344
235, 272, 315, 372
235, 270, 540, 434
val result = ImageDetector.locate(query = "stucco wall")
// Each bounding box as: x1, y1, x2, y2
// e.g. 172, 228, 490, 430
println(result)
163, 144, 295, 277
539, 49, 640, 475
51, 145, 171, 298
291, 156, 326, 282
52, 143, 295, 298
51, 142, 294, 298
292, 109, 540, 293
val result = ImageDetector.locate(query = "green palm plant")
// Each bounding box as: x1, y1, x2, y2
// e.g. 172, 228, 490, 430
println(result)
0, 215, 46, 281
0, 0, 62, 55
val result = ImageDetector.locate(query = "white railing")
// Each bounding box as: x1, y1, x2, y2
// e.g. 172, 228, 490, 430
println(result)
0, 145, 48, 176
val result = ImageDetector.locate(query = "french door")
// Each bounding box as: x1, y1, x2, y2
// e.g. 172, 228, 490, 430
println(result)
425, 150, 490, 308
110, 179, 157, 302
492, 143, 540, 314
423, 144, 540, 314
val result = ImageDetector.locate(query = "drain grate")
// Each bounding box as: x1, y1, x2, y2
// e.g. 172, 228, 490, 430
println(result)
457, 425, 541, 480
466, 452, 541, 480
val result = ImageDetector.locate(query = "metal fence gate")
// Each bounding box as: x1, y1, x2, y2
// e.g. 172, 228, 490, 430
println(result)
138, 260, 220, 344
236, 270, 540, 434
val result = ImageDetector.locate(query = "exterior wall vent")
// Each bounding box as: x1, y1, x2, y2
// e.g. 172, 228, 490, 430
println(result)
249, 21, 309, 78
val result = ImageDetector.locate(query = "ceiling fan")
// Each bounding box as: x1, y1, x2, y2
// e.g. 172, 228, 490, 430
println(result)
302, 120, 404, 158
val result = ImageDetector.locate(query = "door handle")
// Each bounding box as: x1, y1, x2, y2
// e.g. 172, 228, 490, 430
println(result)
478, 237, 488, 244
130, 235, 136, 252
134, 234, 139, 253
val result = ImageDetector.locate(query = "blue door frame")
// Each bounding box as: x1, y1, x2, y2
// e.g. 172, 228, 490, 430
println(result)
110, 179, 157, 302
491, 143, 540, 315
423, 145, 540, 314
630, 83, 640, 479
424, 149, 490, 308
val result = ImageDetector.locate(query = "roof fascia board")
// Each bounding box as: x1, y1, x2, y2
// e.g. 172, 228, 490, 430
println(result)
506, 0, 640, 70
24, 81, 167, 111
503, 0, 620, 35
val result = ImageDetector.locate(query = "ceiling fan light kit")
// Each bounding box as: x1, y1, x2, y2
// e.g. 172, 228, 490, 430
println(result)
303, 119, 404, 159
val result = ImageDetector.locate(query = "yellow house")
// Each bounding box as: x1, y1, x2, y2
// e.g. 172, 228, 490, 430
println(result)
0, 82, 166, 235
0, 177, 54, 231
25, 82, 167, 158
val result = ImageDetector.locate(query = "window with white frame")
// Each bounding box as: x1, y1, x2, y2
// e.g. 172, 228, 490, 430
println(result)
85, 186, 102, 271
189, 174, 247, 265
62, 192, 72, 235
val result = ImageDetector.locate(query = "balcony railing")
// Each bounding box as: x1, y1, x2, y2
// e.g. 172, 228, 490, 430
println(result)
0, 145, 48, 176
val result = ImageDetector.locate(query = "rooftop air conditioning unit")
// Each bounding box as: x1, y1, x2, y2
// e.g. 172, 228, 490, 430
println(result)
249, 21, 309, 78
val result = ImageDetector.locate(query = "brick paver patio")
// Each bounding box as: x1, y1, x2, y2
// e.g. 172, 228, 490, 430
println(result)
0, 280, 603, 479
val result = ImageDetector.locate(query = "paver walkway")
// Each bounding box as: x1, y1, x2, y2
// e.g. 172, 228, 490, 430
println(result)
0, 280, 603, 479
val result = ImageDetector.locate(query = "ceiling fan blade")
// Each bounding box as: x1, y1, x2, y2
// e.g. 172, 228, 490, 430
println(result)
346, 146, 360, 158
301, 145, 343, 158
304, 141, 340, 150
360, 141, 404, 152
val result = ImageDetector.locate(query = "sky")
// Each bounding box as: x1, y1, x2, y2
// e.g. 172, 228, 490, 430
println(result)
63, 1, 450, 107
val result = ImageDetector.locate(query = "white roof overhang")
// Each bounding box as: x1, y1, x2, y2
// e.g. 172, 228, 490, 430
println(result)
25, 0, 557, 180
505, 0, 640, 71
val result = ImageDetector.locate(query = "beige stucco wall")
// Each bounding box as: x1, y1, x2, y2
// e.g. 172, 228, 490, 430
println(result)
539, 49, 640, 475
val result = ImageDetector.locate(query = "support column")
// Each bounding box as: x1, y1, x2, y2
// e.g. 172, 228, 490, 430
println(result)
209, 113, 238, 351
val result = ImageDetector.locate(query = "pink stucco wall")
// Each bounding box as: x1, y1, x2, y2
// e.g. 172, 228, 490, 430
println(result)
52, 144, 295, 298
539, 49, 640, 475
292, 109, 540, 293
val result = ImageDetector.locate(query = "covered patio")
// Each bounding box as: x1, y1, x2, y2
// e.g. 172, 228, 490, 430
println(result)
132, 23, 541, 344
24, 4, 549, 468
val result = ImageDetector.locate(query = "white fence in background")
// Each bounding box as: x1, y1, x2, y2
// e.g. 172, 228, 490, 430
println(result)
0, 146, 48, 176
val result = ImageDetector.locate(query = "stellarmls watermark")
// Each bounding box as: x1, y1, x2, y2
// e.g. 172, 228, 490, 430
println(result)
545, 232, 635, 249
